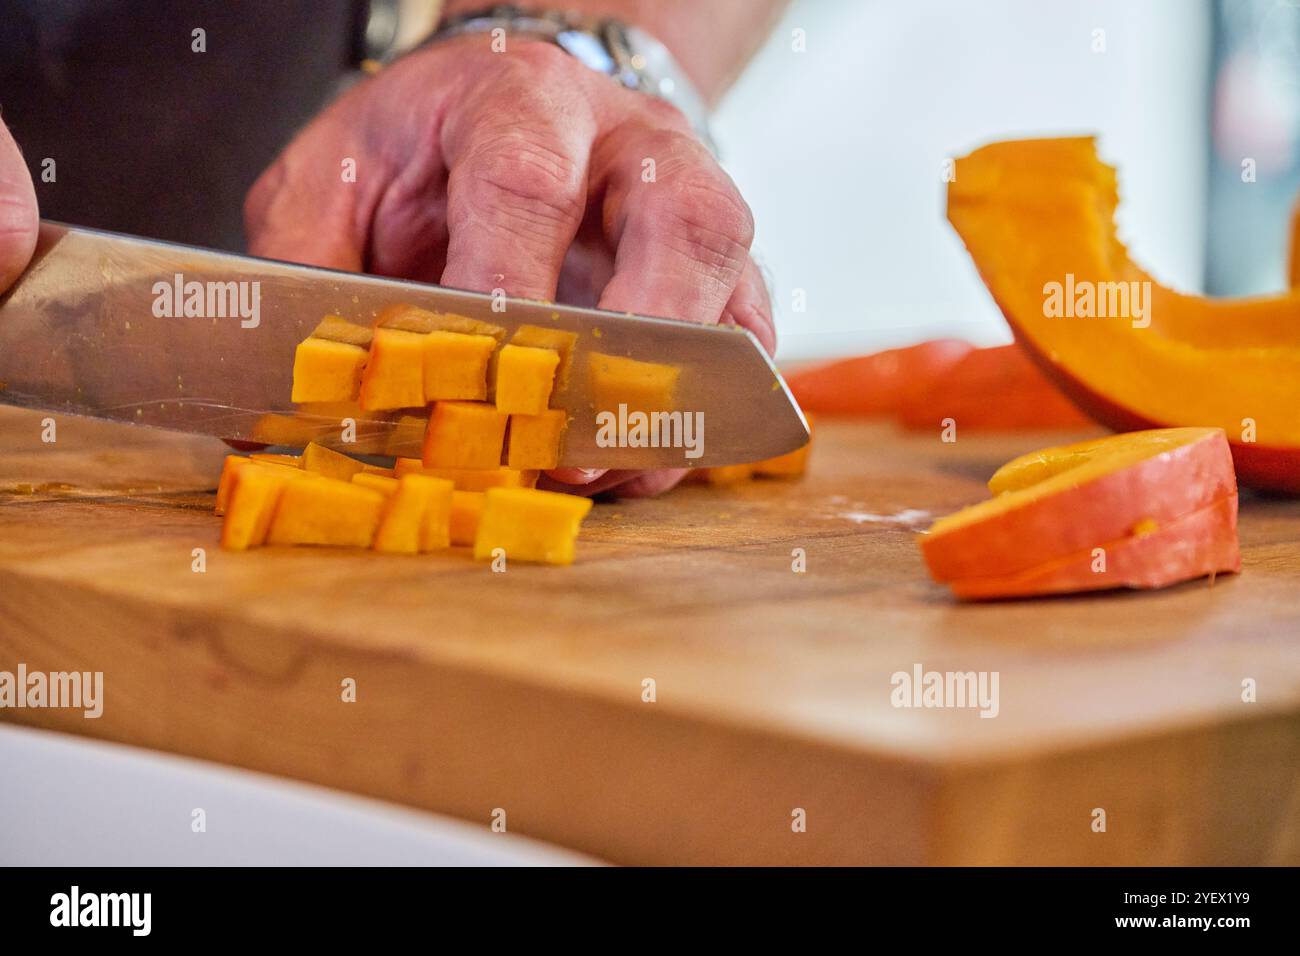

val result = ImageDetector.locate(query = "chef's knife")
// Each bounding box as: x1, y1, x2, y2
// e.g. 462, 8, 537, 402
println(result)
0, 222, 808, 468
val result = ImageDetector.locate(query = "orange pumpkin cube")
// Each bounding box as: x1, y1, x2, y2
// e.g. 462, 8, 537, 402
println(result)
351, 472, 399, 496
216, 455, 300, 515
752, 415, 813, 478
373, 474, 453, 554
383, 414, 430, 458
423, 401, 508, 469
358, 328, 427, 411
309, 314, 373, 347
510, 325, 578, 389
250, 412, 320, 447
702, 464, 755, 485
507, 409, 568, 469
588, 352, 679, 416
291, 337, 369, 403
449, 490, 486, 546
221, 465, 300, 550
423, 331, 497, 401
266, 477, 386, 548
302, 441, 365, 481
494, 344, 560, 415
394, 458, 538, 491
473, 488, 593, 565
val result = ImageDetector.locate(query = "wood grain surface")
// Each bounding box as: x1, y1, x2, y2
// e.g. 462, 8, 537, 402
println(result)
1, 405, 1298, 865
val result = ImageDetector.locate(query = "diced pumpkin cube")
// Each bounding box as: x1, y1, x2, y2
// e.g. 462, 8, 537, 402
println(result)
351, 472, 399, 496
392, 459, 538, 490
423, 401, 508, 469
376, 304, 505, 342
473, 488, 593, 565
423, 331, 496, 401
358, 328, 427, 411
373, 474, 452, 554
302, 441, 366, 481
510, 325, 578, 389
361, 463, 396, 477
265, 478, 386, 548
221, 465, 299, 550
507, 409, 568, 469
251, 412, 320, 447
702, 464, 755, 485
495, 344, 560, 414
216, 455, 299, 515
250, 452, 302, 468
588, 352, 680, 416
415, 475, 455, 551
752, 414, 813, 478
291, 337, 368, 403
309, 315, 373, 348
450, 490, 486, 546
384, 414, 429, 458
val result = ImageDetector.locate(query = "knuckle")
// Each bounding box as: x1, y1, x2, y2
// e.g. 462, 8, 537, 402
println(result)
458, 131, 585, 230
639, 172, 755, 269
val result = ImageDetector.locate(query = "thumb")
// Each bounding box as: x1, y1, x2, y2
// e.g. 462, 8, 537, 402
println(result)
0, 121, 39, 294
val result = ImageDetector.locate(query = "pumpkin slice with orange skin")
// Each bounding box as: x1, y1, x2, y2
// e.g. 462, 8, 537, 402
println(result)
921, 427, 1239, 587
945, 494, 1240, 600
785, 339, 972, 417
1290, 195, 1300, 290
898, 344, 1092, 431
946, 136, 1300, 491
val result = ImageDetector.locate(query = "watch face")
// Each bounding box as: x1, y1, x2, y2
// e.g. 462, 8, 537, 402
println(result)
555, 30, 618, 77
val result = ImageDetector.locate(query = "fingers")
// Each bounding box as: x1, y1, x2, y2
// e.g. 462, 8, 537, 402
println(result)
0, 122, 39, 294
593, 121, 754, 325
723, 255, 776, 356
244, 111, 375, 272
439, 46, 596, 301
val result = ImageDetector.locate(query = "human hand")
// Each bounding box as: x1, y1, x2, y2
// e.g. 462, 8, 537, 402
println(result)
244, 35, 773, 497
0, 120, 39, 295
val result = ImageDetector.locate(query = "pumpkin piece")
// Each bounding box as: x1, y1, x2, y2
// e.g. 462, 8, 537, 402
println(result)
373, 474, 452, 554
449, 490, 486, 546
510, 325, 578, 389
421, 331, 496, 402
265, 478, 386, 548
215, 455, 299, 515
291, 337, 369, 403
898, 345, 1092, 431
495, 344, 560, 414
361, 464, 396, 477
309, 315, 373, 348
358, 328, 427, 411
752, 415, 814, 478
221, 465, 300, 550
302, 441, 365, 481
946, 494, 1240, 599
701, 464, 755, 485
423, 401, 508, 469
351, 472, 399, 496
250, 412, 320, 447
393, 458, 538, 491
588, 352, 679, 416
473, 487, 593, 565
412, 475, 455, 551
384, 414, 430, 458
947, 136, 1300, 491
250, 452, 302, 468
785, 340, 972, 417
921, 427, 1240, 596
375, 304, 505, 342
506, 409, 568, 469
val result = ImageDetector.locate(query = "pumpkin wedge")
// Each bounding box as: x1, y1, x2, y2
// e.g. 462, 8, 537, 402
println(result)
1291, 195, 1300, 290
921, 427, 1241, 597
785, 339, 971, 417
947, 136, 1300, 491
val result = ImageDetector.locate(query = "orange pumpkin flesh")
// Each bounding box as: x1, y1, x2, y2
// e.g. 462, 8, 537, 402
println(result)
921, 428, 1240, 594
1290, 195, 1300, 290
785, 339, 972, 417
898, 344, 1091, 431
947, 136, 1300, 491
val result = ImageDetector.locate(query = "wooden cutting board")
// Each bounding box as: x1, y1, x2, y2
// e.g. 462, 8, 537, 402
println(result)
2, 405, 1298, 865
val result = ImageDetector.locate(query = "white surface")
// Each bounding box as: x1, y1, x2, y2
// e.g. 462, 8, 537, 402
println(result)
713, 0, 1212, 361
0, 723, 596, 866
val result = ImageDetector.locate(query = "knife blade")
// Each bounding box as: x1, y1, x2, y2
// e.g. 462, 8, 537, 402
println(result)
0, 221, 808, 468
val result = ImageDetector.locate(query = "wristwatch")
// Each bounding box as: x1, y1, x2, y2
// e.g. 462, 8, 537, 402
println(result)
423, 4, 716, 154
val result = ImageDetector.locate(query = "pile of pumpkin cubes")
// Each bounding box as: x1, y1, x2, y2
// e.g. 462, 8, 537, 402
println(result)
216, 305, 592, 564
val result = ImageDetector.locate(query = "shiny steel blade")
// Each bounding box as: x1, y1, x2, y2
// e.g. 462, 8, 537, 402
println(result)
0, 222, 808, 468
